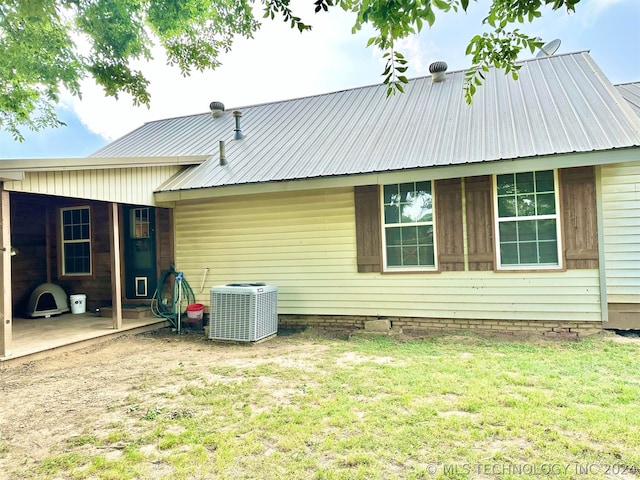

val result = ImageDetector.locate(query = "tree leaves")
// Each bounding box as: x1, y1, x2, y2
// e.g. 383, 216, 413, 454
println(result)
1, 0, 259, 140
263, 0, 313, 32
382, 50, 409, 97
1, 0, 582, 139
0, 0, 81, 140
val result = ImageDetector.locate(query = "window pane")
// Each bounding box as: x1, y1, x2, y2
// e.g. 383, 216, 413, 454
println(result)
519, 242, 538, 264
417, 225, 433, 245
64, 244, 74, 272
386, 227, 402, 246
516, 195, 536, 216
518, 220, 537, 241
496, 171, 559, 268
384, 181, 435, 269
64, 242, 91, 274
500, 243, 518, 265
539, 241, 559, 264
416, 181, 431, 196
498, 197, 516, 217
400, 183, 413, 202
384, 205, 399, 224
402, 191, 432, 223
401, 226, 417, 245
61, 207, 91, 275
538, 219, 557, 241
419, 245, 435, 266
499, 222, 517, 242
536, 170, 555, 192
497, 174, 515, 195
536, 193, 556, 215
387, 247, 402, 267
516, 172, 534, 194
383, 185, 398, 205
402, 246, 418, 266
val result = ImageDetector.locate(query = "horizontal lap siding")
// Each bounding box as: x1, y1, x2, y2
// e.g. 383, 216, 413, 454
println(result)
601, 161, 640, 303
4, 167, 182, 205
175, 187, 601, 322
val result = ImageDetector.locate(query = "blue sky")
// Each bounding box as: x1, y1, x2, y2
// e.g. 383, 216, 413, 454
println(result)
2, 0, 639, 159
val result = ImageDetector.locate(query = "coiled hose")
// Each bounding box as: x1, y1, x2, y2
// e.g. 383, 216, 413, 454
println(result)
151, 267, 196, 332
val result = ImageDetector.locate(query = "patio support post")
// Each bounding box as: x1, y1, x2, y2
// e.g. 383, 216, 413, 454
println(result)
0, 187, 12, 357
109, 203, 123, 329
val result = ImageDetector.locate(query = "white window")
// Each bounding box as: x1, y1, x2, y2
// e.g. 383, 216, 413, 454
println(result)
382, 181, 436, 270
60, 206, 92, 276
494, 170, 561, 269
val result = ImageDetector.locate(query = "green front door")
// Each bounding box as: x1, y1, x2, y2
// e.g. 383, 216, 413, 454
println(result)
124, 206, 157, 300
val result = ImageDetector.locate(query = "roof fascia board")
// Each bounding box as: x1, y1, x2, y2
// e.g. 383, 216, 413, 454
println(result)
0, 171, 26, 181
154, 147, 640, 203
0, 156, 208, 173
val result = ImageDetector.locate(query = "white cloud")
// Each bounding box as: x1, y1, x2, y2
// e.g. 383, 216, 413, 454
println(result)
71, 2, 381, 140
580, 0, 625, 27
67, 0, 639, 142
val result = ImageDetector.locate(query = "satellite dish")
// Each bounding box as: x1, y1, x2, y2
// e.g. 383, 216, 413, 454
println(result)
536, 39, 561, 58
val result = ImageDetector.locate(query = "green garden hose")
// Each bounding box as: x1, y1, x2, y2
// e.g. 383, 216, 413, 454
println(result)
151, 267, 196, 331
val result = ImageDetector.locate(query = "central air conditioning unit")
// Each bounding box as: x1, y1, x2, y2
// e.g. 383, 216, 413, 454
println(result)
209, 283, 278, 342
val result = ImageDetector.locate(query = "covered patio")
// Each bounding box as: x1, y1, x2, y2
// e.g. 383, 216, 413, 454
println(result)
1, 313, 169, 365
0, 154, 203, 363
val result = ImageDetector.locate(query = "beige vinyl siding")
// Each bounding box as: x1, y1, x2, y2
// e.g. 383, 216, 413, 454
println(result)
3, 166, 183, 205
175, 187, 601, 322
601, 160, 640, 303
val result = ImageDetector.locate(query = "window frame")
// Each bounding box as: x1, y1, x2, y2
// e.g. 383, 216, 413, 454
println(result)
492, 169, 563, 271
381, 180, 438, 272
59, 205, 93, 277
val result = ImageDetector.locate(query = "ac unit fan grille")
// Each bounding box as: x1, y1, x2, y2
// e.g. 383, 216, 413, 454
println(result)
209, 284, 278, 342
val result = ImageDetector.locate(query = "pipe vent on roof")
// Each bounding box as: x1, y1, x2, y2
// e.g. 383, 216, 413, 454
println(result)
210, 101, 225, 118
429, 61, 448, 82
219, 140, 227, 166
233, 111, 244, 140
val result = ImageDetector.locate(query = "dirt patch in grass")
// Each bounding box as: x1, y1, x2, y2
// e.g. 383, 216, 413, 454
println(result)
0, 330, 329, 477
1, 328, 638, 480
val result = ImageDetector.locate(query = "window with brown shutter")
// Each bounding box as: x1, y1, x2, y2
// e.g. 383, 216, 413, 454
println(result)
493, 170, 562, 270
435, 179, 464, 271
560, 166, 598, 269
354, 185, 382, 272
465, 176, 494, 271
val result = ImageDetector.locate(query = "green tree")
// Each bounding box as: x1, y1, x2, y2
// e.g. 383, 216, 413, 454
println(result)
1, 0, 580, 140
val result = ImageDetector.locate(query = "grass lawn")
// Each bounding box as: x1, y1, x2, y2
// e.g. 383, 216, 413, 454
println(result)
23, 331, 640, 479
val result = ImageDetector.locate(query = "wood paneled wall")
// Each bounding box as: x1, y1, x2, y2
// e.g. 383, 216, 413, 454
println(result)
9, 193, 174, 316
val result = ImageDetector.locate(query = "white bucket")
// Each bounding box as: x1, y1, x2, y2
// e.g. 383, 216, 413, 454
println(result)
70, 294, 87, 314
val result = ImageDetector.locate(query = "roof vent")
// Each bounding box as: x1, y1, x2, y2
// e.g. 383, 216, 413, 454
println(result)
219, 140, 227, 166
210, 101, 225, 118
429, 61, 448, 83
233, 110, 244, 140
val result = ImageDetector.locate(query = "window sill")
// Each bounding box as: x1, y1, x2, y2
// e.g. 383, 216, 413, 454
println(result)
382, 267, 439, 274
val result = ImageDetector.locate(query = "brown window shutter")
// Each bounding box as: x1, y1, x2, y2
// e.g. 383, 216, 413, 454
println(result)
560, 166, 598, 269
465, 175, 494, 271
435, 179, 464, 271
354, 185, 382, 273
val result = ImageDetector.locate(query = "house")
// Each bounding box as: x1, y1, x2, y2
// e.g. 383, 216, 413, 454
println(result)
1, 51, 639, 359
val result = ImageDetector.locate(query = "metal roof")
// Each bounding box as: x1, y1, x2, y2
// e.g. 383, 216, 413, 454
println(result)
616, 82, 640, 117
90, 51, 640, 193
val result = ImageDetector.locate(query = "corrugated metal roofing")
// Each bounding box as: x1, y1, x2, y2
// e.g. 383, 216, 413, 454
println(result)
616, 82, 640, 117
90, 51, 640, 193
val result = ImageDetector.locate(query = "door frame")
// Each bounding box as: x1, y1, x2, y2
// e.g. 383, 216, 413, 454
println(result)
121, 205, 159, 303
